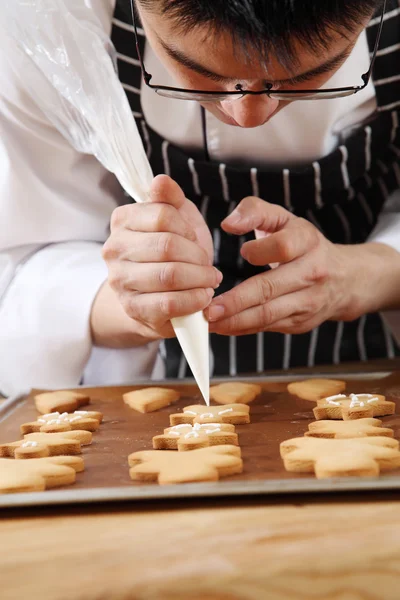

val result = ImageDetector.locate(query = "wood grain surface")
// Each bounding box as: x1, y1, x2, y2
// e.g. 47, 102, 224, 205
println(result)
1, 495, 400, 599
2, 359, 400, 600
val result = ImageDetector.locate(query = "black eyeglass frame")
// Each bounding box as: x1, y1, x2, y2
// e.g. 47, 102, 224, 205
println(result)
129, 0, 386, 101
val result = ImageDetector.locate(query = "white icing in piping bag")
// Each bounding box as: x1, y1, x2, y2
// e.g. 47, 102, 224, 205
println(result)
2, 0, 210, 405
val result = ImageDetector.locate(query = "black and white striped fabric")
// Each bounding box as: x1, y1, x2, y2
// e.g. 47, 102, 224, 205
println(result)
112, 0, 400, 377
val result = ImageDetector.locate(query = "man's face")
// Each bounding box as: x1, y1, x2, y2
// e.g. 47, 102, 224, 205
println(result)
138, 7, 372, 128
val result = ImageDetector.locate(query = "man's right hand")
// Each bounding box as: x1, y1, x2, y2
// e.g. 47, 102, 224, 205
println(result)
98, 175, 220, 345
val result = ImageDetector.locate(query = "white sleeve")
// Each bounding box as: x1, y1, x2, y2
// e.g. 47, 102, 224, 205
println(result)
368, 188, 400, 253
0, 11, 159, 397
367, 189, 400, 344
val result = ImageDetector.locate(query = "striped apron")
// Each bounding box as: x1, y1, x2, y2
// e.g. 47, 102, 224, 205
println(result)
111, 0, 400, 377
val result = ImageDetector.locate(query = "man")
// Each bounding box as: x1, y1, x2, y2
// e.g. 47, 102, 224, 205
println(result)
1, 0, 400, 395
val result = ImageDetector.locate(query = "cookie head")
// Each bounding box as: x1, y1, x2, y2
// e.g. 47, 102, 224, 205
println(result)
287, 379, 346, 402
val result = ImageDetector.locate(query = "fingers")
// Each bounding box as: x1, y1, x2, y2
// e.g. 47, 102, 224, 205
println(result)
149, 174, 187, 210
104, 231, 210, 266
109, 202, 196, 241
241, 220, 320, 266
116, 262, 222, 293
121, 288, 215, 325
206, 259, 314, 323
209, 289, 324, 336
221, 197, 295, 235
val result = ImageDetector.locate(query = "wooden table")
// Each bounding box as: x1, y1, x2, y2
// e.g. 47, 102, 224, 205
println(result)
2, 360, 400, 600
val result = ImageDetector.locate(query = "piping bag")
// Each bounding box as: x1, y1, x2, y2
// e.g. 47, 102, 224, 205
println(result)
1, 0, 210, 405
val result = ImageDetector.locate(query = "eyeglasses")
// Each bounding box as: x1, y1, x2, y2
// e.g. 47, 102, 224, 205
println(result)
129, 0, 386, 103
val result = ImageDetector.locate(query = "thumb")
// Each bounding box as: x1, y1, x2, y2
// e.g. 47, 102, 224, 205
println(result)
221, 197, 294, 235
148, 174, 186, 210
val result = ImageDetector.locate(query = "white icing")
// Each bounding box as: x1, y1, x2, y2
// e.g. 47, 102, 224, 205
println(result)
68, 416, 82, 422
168, 422, 222, 439
184, 431, 200, 439
325, 394, 347, 402
349, 398, 365, 408
74, 411, 88, 415
367, 398, 379, 404
326, 399, 341, 406
42, 412, 60, 418
199, 413, 214, 419
37, 418, 47, 423
218, 408, 234, 415
183, 410, 197, 416
46, 419, 63, 425
194, 423, 221, 433
21, 441, 38, 448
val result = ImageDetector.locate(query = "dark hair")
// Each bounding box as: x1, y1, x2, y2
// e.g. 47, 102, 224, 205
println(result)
136, 0, 383, 66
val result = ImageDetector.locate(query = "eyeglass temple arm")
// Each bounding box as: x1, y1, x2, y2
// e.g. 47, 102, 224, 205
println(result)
362, 0, 387, 84
129, 0, 153, 83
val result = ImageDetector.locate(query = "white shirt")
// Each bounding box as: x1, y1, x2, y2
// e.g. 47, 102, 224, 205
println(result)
0, 0, 399, 396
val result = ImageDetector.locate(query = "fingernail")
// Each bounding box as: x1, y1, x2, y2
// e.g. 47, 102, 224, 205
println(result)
206, 288, 215, 299
214, 268, 223, 286
224, 209, 241, 225
208, 304, 225, 321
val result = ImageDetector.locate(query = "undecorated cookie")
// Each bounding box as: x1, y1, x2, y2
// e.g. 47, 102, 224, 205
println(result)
129, 445, 243, 484
170, 403, 250, 426
306, 418, 394, 439
153, 422, 238, 451
287, 378, 346, 402
123, 387, 180, 413
313, 393, 395, 421
0, 456, 84, 494
210, 382, 261, 405
35, 391, 90, 415
280, 436, 400, 478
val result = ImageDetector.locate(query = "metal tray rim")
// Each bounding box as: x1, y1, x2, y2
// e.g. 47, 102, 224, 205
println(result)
0, 370, 397, 509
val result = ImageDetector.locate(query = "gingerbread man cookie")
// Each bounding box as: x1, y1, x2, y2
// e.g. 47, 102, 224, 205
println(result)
306, 418, 394, 439
170, 404, 250, 426
34, 390, 90, 415
280, 436, 400, 478
0, 456, 84, 494
123, 387, 180, 413
153, 423, 238, 451
21, 410, 103, 434
0, 430, 92, 459
313, 393, 395, 421
129, 445, 243, 484
210, 382, 262, 405
287, 378, 346, 402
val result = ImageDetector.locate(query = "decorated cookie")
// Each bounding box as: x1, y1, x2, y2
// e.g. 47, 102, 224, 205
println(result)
280, 436, 400, 478
170, 403, 250, 426
0, 430, 92, 459
0, 456, 84, 494
123, 387, 180, 413
21, 410, 103, 434
287, 378, 346, 402
306, 418, 394, 439
209, 382, 262, 405
313, 393, 396, 421
153, 422, 238, 451
129, 445, 243, 484
34, 390, 90, 415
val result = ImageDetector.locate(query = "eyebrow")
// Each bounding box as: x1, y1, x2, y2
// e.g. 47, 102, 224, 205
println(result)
158, 39, 354, 86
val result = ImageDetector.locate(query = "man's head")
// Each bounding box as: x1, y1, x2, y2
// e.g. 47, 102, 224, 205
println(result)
133, 0, 383, 127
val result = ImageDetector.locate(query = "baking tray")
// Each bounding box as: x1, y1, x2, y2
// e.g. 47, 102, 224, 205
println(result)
2, 370, 400, 508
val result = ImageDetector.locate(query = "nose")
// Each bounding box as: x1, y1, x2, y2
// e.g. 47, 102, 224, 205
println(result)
222, 93, 279, 128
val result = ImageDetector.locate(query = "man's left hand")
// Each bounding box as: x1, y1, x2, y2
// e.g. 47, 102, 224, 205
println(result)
206, 197, 398, 336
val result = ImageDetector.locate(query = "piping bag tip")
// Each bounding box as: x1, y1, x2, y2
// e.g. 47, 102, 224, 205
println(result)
171, 311, 210, 406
